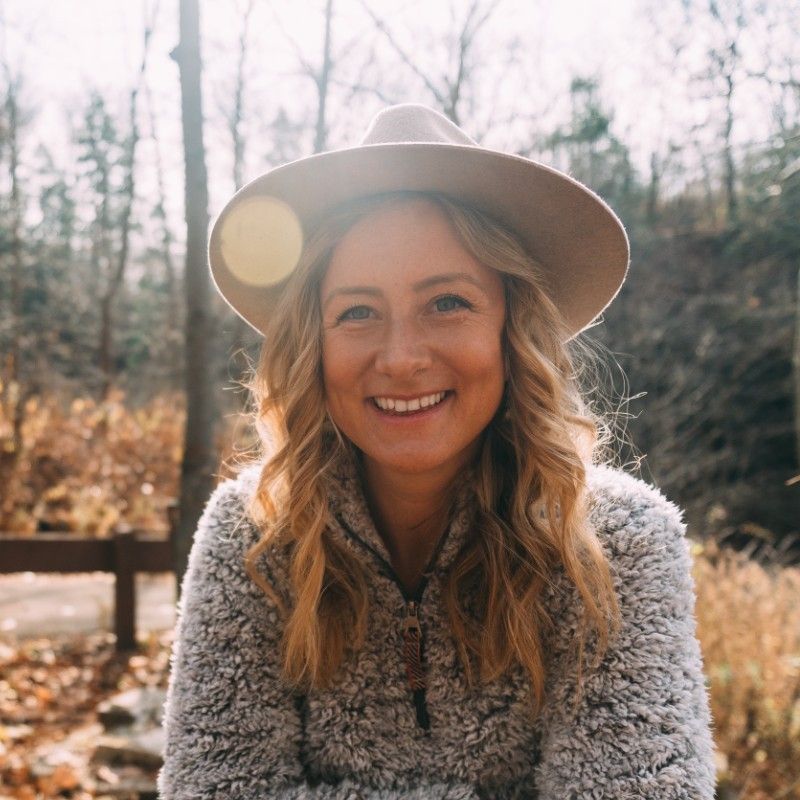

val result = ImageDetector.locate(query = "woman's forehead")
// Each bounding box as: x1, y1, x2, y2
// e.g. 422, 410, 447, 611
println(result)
321, 198, 496, 293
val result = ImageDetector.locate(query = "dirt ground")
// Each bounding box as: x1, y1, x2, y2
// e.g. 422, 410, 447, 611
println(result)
0, 572, 177, 641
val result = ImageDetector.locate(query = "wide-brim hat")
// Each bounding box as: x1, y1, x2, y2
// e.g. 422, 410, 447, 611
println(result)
208, 103, 630, 340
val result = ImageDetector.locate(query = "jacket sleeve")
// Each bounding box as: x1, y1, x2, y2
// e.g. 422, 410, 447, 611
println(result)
533, 480, 717, 800
157, 477, 481, 800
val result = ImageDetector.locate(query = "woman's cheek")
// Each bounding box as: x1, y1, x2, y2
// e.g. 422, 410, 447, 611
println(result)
322, 331, 370, 385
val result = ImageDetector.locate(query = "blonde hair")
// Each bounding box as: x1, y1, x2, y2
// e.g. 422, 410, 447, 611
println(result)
243, 190, 622, 716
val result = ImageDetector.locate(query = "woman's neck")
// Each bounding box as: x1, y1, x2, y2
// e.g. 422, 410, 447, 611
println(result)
361, 461, 462, 596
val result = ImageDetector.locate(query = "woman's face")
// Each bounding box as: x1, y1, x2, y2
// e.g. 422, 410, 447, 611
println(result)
320, 198, 506, 481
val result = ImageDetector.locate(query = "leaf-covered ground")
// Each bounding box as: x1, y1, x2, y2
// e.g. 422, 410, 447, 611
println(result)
0, 629, 172, 799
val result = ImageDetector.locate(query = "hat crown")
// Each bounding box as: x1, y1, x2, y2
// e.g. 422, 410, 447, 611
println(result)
359, 103, 477, 147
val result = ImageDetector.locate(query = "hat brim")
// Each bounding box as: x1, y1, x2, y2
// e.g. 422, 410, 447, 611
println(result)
208, 142, 630, 340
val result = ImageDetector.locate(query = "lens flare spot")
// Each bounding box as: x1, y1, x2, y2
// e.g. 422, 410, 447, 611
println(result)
218, 196, 303, 287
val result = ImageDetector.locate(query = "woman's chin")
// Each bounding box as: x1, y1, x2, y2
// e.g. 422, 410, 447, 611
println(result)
360, 443, 480, 481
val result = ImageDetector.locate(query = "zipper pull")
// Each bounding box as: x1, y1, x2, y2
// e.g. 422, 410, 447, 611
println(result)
402, 601, 426, 691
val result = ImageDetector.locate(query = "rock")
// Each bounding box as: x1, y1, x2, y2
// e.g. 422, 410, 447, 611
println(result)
92, 687, 166, 781
128, 727, 164, 760
29, 746, 84, 779
97, 687, 166, 729
91, 733, 163, 771
93, 763, 158, 799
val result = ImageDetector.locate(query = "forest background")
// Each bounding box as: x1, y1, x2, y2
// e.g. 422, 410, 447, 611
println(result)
0, 0, 799, 798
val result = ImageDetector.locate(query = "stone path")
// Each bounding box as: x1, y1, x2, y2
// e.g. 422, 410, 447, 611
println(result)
0, 572, 177, 640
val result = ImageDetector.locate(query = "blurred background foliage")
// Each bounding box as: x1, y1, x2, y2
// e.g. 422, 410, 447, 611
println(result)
2, 0, 797, 555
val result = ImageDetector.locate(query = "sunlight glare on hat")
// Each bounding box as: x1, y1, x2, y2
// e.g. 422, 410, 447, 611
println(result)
219, 196, 303, 287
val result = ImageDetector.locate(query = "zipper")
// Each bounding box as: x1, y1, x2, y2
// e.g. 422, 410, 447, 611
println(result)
334, 512, 447, 730
403, 600, 430, 729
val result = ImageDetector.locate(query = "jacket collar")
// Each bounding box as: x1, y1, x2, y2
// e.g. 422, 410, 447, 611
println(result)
324, 448, 479, 581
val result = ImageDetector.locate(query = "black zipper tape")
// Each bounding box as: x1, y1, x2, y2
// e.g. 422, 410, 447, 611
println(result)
334, 512, 442, 729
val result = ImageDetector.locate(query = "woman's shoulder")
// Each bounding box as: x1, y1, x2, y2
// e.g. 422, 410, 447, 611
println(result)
541, 464, 698, 668
584, 463, 689, 561
186, 462, 279, 581
194, 464, 262, 543
182, 463, 294, 604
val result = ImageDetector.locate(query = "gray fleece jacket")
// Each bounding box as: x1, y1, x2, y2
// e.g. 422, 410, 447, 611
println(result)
157, 458, 717, 799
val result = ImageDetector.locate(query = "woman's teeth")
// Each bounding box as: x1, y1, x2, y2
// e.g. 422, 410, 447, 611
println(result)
373, 392, 446, 413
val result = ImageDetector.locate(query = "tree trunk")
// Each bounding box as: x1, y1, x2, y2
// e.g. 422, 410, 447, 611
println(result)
313, 0, 333, 154
172, 0, 217, 596
1, 77, 24, 483
795, 265, 800, 470
99, 296, 113, 400
99, 23, 152, 401
143, 79, 181, 360
229, 0, 256, 408
722, 68, 737, 226
646, 151, 660, 225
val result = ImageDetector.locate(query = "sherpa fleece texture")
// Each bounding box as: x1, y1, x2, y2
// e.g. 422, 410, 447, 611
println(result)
158, 459, 716, 799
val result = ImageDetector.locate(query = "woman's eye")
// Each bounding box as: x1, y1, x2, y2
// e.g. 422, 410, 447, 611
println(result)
433, 294, 470, 313
337, 305, 372, 322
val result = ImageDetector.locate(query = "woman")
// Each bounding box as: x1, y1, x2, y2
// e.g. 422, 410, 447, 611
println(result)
158, 104, 716, 799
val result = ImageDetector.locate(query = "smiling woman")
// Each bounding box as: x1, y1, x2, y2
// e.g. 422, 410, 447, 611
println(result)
158, 105, 717, 800
320, 198, 507, 594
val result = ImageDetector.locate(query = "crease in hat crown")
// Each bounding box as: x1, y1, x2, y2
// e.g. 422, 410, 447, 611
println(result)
359, 104, 478, 147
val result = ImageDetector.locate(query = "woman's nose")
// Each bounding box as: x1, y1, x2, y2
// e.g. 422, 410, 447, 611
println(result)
373, 320, 432, 377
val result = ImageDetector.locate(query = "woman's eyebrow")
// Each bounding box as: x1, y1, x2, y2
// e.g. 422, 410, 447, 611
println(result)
322, 272, 484, 309
322, 286, 381, 310
412, 272, 485, 291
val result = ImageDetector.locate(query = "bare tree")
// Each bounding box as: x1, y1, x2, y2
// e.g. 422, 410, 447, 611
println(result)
708, 27, 741, 226
635, 1, 692, 224
314, 0, 334, 153
226, 0, 256, 187
98, 12, 155, 399
171, 0, 217, 592
795, 262, 800, 470
217, 0, 259, 407
143, 74, 180, 332
0, 69, 28, 481
681, 0, 752, 226
272, 0, 337, 153
359, 0, 502, 125
740, 3, 800, 157
638, 0, 760, 228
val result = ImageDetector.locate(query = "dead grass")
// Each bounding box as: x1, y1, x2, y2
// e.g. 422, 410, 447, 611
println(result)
692, 539, 800, 799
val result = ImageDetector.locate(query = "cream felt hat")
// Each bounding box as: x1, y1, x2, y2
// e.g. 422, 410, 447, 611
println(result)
208, 103, 630, 340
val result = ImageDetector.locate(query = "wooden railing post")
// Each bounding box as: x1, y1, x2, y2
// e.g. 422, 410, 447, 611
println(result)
167, 500, 180, 545
166, 500, 180, 605
113, 523, 136, 651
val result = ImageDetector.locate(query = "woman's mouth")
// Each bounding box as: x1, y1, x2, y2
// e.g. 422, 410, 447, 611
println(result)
371, 391, 450, 415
